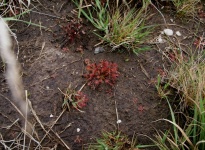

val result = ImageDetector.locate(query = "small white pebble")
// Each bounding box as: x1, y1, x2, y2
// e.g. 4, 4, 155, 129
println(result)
158, 38, 163, 43
160, 31, 164, 35
170, 19, 174, 23
94, 47, 105, 54
157, 35, 165, 43
50, 114, 53, 118
117, 120, 122, 124
77, 128, 80, 132
176, 31, 182, 36
163, 29, 173, 36
46, 86, 50, 90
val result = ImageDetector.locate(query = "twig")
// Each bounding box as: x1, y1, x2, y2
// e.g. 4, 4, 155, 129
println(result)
140, 63, 150, 79
30, 75, 50, 87
54, 58, 82, 72
58, 2, 67, 13
34, 109, 68, 150
23, 90, 29, 150
50, 128, 71, 150
30, 10, 65, 20
10, 132, 23, 149
113, 87, 120, 133
149, 0, 167, 26
21, 128, 40, 148
0, 94, 24, 119
27, 98, 57, 149
78, 82, 86, 92
1, 118, 19, 129
58, 122, 73, 135
0, 133, 13, 149
155, 44, 172, 63
114, 99, 119, 132
28, 123, 38, 150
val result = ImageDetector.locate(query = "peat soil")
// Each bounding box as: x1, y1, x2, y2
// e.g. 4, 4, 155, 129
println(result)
0, 0, 204, 149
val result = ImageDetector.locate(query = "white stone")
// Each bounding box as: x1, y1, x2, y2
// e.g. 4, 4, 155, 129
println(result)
50, 114, 53, 118
94, 47, 105, 54
176, 31, 182, 36
160, 31, 164, 35
157, 35, 165, 43
77, 128, 80, 132
117, 120, 122, 124
163, 29, 173, 36
158, 38, 163, 43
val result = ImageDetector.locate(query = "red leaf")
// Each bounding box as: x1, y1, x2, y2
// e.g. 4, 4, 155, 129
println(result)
83, 60, 119, 89
138, 105, 145, 112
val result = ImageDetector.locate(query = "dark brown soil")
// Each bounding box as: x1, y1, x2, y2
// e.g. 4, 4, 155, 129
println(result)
0, 1, 204, 150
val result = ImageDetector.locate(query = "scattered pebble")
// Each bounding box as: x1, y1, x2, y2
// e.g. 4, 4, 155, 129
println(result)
117, 119, 122, 124
94, 47, 105, 54
81, 30, 86, 34
176, 31, 182, 36
46, 86, 50, 90
163, 29, 174, 36
77, 128, 81, 132
158, 38, 163, 43
160, 31, 164, 35
157, 35, 165, 43
50, 114, 53, 118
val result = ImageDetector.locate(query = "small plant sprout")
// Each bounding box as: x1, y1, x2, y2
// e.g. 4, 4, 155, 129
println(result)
155, 75, 171, 99
83, 60, 119, 90
88, 131, 137, 150
58, 84, 88, 112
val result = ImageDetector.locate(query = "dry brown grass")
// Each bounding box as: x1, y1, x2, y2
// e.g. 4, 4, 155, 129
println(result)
173, 0, 201, 17
168, 54, 205, 108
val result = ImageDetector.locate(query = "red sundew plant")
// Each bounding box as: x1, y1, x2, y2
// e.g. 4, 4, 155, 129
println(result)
60, 87, 88, 112
74, 91, 89, 108
83, 60, 119, 89
62, 21, 82, 43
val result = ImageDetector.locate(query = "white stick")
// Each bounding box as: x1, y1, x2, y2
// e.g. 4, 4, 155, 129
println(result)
0, 18, 28, 119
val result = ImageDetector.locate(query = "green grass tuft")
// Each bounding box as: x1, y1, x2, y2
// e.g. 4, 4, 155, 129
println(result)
73, 0, 152, 54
